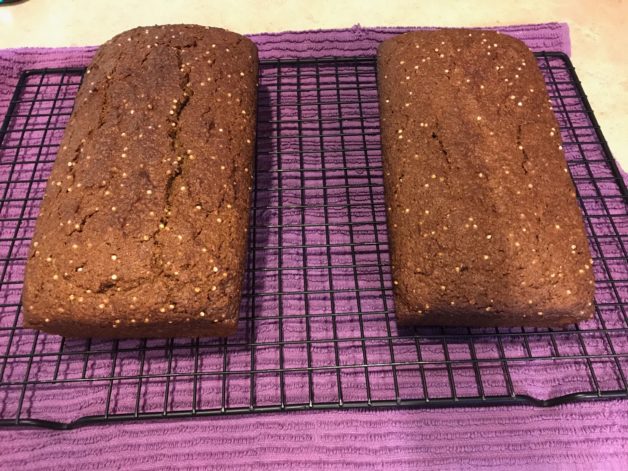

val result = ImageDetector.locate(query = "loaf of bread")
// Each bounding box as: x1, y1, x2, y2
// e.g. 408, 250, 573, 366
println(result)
22, 25, 258, 338
377, 29, 595, 327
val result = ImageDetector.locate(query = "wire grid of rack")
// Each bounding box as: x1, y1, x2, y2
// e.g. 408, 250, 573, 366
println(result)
0, 53, 626, 430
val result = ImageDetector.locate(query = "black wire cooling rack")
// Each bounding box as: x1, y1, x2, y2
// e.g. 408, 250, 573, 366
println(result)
0, 53, 626, 430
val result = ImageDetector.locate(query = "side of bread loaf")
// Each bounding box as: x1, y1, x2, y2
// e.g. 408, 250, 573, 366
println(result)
22, 25, 258, 338
377, 29, 595, 326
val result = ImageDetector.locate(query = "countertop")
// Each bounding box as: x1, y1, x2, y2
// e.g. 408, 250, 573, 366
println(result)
0, 0, 625, 170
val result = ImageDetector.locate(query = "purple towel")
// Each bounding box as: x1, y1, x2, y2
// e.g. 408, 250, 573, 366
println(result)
0, 23, 627, 470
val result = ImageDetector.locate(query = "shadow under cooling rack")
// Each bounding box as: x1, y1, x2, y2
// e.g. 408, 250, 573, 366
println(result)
0, 53, 627, 430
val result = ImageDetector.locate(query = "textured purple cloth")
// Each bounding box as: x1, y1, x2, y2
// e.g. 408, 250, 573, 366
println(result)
0, 23, 627, 470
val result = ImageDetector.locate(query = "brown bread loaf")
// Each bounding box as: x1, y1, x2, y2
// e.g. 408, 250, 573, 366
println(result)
22, 25, 258, 338
377, 29, 595, 326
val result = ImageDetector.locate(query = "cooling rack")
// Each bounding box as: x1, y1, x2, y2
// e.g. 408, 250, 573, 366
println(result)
0, 53, 626, 429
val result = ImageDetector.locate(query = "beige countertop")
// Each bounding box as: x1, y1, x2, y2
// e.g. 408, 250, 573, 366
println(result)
0, 0, 626, 170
